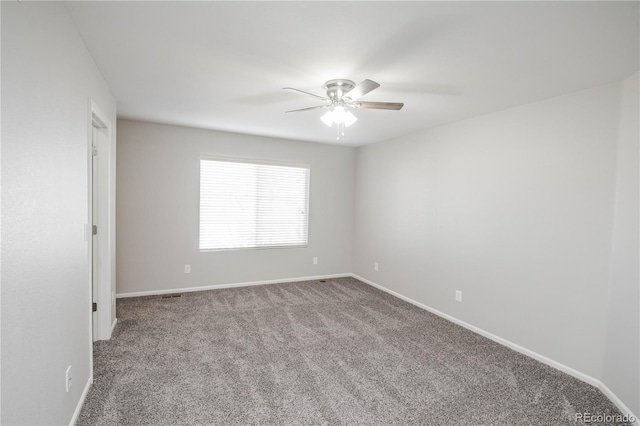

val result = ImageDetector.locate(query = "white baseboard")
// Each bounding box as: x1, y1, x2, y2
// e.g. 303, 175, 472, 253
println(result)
69, 374, 93, 426
350, 273, 639, 425
111, 317, 118, 334
597, 382, 640, 426
116, 273, 351, 299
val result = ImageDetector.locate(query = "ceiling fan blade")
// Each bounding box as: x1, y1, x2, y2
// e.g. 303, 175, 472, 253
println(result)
285, 105, 328, 113
353, 101, 404, 110
283, 87, 326, 100
345, 79, 380, 101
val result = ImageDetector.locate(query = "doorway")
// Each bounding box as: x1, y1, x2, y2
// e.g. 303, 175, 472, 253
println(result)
89, 103, 114, 342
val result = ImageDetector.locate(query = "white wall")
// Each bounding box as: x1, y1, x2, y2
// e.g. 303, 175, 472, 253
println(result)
602, 72, 639, 415
353, 79, 638, 410
116, 120, 355, 295
1, 2, 117, 425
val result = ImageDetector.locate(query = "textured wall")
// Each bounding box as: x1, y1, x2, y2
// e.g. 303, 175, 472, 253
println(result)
1, 2, 117, 424
116, 120, 355, 295
602, 72, 639, 415
353, 82, 623, 386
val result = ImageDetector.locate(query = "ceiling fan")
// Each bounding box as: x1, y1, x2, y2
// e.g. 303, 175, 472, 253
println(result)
284, 79, 404, 140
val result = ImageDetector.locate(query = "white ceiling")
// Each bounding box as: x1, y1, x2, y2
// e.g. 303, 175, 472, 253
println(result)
64, 1, 639, 147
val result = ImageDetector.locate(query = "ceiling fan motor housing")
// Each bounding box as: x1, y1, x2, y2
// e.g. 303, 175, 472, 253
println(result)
324, 79, 356, 100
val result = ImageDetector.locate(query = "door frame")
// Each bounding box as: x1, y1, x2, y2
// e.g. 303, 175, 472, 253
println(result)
87, 100, 115, 345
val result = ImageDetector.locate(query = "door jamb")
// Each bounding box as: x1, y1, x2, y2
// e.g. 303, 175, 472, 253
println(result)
87, 100, 114, 349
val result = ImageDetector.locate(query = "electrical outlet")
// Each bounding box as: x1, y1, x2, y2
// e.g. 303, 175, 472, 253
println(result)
313, 257, 318, 265
184, 264, 191, 274
374, 262, 379, 271
65, 365, 72, 392
455, 290, 462, 302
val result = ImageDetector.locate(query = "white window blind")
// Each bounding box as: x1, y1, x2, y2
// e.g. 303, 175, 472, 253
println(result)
199, 156, 310, 251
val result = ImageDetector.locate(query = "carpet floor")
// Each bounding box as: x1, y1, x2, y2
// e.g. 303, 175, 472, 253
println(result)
77, 277, 631, 425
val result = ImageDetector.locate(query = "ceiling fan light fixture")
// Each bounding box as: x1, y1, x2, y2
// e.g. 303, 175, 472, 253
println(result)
321, 107, 358, 128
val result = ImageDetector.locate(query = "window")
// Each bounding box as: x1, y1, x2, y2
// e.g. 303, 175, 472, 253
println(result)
199, 155, 310, 251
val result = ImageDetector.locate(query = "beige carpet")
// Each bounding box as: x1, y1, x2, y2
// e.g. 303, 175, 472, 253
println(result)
77, 277, 630, 425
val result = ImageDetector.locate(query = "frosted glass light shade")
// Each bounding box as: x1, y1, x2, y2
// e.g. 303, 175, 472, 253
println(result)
320, 110, 334, 127
343, 110, 357, 127
332, 107, 348, 123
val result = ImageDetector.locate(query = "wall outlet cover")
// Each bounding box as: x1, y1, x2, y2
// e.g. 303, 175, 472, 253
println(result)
65, 365, 72, 392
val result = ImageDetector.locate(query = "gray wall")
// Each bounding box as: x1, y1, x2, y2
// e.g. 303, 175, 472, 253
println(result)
1, 2, 117, 424
116, 120, 355, 295
602, 73, 639, 415
353, 79, 637, 404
